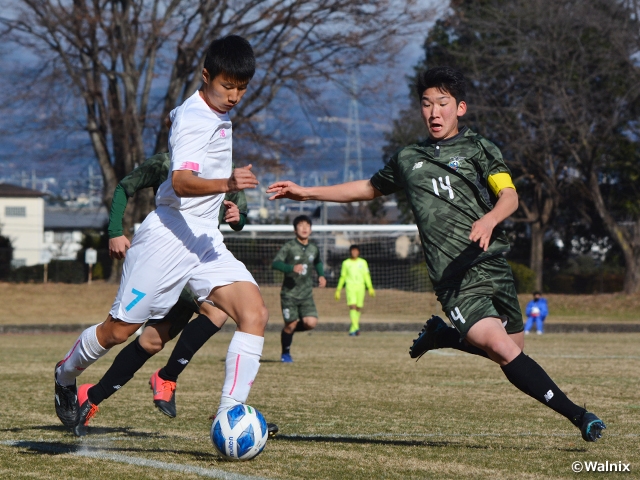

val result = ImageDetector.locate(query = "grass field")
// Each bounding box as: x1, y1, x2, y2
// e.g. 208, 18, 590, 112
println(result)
2, 281, 640, 325
0, 330, 638, 479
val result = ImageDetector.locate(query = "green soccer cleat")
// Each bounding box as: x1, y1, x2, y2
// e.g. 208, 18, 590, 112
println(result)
409, 315, 448, 360
575, 411, 606, 442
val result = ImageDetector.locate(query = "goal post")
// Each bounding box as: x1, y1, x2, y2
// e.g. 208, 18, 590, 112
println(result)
220, 224, 439, 323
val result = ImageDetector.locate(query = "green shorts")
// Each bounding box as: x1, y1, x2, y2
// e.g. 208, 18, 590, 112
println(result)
434, 255, 523, 338
145, 288, 199, 339
280, 295, 318, 324
346, 287, 365, 308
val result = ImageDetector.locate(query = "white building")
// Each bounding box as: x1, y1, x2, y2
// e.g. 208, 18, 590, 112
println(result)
0, 183, 45, 267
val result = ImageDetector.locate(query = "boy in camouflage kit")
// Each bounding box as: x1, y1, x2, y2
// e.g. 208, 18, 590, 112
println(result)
272, 215, 326, 362
267, 66, 605, 442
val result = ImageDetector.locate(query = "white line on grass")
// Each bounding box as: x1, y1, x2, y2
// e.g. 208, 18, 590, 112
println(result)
0, 440, 271, 480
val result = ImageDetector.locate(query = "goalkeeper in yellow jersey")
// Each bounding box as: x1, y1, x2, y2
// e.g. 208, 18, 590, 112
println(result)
335, 245, 375, 336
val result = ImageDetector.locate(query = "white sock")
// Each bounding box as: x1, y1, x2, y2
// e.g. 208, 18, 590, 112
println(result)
55, 324, 110, 386
217, 331, 264, 416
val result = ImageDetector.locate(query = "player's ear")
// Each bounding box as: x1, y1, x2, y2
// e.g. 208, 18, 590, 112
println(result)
457, 100, 467, 117
202, 68, 210, 85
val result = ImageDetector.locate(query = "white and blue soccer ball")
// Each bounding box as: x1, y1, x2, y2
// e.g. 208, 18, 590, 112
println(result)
210, 404, 269, 461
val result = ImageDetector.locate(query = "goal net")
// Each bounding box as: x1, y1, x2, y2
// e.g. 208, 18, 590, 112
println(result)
221, 224, 440, 323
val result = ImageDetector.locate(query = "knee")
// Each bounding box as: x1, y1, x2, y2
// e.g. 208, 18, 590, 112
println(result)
303, 317, 318, 330
138, 336, 164, 355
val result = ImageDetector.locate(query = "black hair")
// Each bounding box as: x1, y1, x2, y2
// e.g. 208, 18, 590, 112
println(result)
293, 215, 312, 228
533, 291, 541, 296
415, 66, 466, 104
349, 245, 360, 251
203, 35, 255, 83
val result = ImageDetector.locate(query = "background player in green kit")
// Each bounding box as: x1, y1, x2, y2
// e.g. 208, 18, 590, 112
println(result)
272, 215, 326, 362
267, 66, 605, 442
335, 245, 375, 336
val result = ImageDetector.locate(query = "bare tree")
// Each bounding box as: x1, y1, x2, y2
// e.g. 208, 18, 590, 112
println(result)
0, 0, 433, 237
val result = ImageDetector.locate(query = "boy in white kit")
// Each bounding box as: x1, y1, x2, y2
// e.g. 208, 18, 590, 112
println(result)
53, 35, 269, 436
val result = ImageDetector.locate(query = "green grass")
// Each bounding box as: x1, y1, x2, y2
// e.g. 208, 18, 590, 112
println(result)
0, 331, 638, 479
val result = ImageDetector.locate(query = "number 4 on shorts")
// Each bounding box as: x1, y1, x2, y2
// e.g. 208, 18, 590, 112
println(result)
450, 306, 466, 324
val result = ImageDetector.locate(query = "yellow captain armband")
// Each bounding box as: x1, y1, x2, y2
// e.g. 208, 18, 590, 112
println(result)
487, 172, 516, 196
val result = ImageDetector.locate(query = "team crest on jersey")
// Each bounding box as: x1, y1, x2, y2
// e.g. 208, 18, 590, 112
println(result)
448, 156, 465, 171
308, 255, 314, 261
412, 161, 424, 170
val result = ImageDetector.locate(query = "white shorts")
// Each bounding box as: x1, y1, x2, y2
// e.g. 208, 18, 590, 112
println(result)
110, 206, 256, 323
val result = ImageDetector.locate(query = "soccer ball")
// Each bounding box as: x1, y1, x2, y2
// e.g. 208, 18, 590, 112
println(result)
531, 307, 541, 317
210, 404, 269, 461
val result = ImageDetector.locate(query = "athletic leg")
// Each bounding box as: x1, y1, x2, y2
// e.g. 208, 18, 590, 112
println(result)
466, 318, 604, 441
206, 282, 268, 415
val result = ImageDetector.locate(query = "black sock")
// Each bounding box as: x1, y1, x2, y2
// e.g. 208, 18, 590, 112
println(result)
159, 314, 220, 382
281, 329, 294, 354
501, 352, 586, 422
436, 327, 490, 359
88, 337, 152, 405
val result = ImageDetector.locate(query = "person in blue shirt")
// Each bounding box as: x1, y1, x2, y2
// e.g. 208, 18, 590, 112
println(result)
524, 291, 549, 335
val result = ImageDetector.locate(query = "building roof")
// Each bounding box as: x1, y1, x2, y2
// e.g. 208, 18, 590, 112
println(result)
0, 183, 45, 198
44, 207, 109, 230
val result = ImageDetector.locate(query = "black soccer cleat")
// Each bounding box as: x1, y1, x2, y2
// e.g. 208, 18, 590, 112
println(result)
73, 384, 99, 437
575, 411, 606, 442
409, 315, 448, 360
267, 422, 279, 438
54, 361, 78, 429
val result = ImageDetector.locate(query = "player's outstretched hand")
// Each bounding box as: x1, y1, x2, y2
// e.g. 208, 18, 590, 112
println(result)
223, 200, 240, 224
368, 288, 376, 297
334, 290, 341, 301
469, 215, 497, 252
318, 276, 327, 288
266, 181, 307, 201
227, 165, 259, 192
109, 235, 130, 259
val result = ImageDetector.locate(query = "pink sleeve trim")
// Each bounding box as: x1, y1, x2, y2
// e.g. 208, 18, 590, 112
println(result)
179, 161, 201, 172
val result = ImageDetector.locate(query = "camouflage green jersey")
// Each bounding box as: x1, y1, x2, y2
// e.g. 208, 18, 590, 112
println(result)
272, 239, 323, 300
370, 127, 512, 285
108, 152, 247, 237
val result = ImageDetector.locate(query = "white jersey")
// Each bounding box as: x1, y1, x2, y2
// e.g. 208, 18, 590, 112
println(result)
156, 91, 233, 223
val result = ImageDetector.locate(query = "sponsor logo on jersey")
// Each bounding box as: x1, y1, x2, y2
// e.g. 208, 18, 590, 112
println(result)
448, 155, 465, 171
294, 256, 300, 260
412, 161, 424, 170
309, 255, 314, 261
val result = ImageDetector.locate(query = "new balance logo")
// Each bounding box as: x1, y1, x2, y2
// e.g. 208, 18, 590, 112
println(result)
412, 161, 424, 170
544, 389, 554, 402
177, 358, 189, 365
113, 385, 122, 390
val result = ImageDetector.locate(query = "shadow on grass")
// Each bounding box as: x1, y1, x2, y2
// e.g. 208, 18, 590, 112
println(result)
0, 424, 169, 438
273, 433, 463, 448
5, 439, 220, 462
272, 434, 588, 452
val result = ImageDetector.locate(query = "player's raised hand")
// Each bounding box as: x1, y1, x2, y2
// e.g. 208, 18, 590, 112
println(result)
266, 181, 307, 201
227, 164, 259, 192
109, 235, 130, 259
469, 215, 497, 251
223, 200, 240, 224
